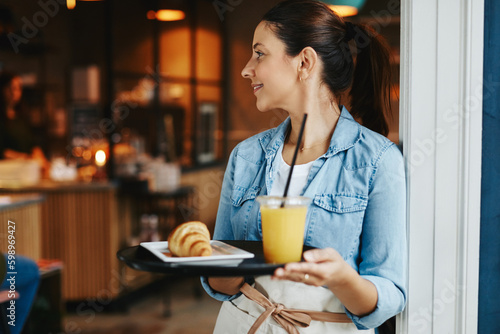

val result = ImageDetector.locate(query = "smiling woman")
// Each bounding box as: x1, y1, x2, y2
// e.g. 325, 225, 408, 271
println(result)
201, 0, 406, 333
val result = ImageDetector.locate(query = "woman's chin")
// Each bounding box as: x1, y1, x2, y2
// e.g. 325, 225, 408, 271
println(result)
255, 102, 271, 113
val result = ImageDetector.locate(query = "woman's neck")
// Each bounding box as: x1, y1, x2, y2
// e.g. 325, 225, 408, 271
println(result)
282, 100, 341, 165
287, 101, 341, 149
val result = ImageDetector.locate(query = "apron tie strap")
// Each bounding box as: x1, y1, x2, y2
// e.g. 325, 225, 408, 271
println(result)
240, 283, 352, 334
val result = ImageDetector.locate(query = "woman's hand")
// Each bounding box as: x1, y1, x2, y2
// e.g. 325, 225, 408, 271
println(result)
272, 248, 349, 287
272, 248, 378, 317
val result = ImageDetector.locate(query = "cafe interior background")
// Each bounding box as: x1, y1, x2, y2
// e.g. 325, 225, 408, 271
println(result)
3, 0, 487, 333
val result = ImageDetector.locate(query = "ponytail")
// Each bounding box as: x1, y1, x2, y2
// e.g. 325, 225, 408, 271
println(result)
262, 0, 393, 137
348, 23, 392, 137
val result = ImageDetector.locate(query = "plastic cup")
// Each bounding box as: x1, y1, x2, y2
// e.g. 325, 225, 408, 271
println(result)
257, 196, 311, 264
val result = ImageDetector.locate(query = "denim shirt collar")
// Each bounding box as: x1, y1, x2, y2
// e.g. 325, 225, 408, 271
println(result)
258, 106, 362, 160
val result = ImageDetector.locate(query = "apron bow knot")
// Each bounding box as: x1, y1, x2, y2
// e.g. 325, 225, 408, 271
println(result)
272, 303, 285, 316
240, 283, 351, 334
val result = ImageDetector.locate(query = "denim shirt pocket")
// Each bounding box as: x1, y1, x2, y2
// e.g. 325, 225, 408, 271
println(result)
313, 194, 368, 213
230, 185, 261, 239
307, 193, 368, 259
231, 185, 260, 207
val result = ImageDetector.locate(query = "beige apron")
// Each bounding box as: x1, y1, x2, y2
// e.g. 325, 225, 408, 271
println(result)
213, 276, 374, 334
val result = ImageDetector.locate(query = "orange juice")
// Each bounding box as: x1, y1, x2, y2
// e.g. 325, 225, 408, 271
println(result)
257, 196, 311, 264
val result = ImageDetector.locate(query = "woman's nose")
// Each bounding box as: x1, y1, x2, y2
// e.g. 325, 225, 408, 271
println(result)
241, 58, 254, 79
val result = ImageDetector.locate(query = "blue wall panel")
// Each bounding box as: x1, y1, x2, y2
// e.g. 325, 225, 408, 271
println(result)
479, 0, 500, 332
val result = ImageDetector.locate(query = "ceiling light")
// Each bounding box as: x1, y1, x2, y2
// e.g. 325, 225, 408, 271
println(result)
322, 0, 366, 17
67, 0, 103, 10
147, 9, 185, 22
328, 5, 358, 17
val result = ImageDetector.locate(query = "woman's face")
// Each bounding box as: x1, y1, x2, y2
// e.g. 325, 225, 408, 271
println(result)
241, 21, 300, 112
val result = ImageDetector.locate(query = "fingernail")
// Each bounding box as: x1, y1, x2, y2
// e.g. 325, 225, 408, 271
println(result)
303, 252, 313, 261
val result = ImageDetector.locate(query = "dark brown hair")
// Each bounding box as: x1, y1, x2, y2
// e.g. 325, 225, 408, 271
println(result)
262, 0, 392, 136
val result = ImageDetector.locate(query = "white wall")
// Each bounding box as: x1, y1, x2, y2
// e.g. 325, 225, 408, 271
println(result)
399, 0, 484, 333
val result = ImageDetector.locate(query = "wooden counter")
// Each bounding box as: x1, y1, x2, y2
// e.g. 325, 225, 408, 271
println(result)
0, 180, 198, 302
0, 181, 121, 301
0, 194, 44, 260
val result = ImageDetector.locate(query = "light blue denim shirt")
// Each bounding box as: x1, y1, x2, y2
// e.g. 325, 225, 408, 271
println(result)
202, 107, 407, 330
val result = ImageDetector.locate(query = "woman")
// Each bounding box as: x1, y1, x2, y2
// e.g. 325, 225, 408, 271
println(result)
0, 72, 49, 174
202, 0, 406, 332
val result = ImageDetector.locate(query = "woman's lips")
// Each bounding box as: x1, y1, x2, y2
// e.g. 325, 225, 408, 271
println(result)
252, 84, 263, 93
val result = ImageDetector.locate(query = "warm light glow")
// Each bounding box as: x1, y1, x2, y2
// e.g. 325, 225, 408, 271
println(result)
82, 150, 92, 161
328, 5, 358, 17
67, 0, 103, 10
147, 10, 157, 20
72, 146, 83, 157
95, 150, 106, 167
147, 9, 185, 21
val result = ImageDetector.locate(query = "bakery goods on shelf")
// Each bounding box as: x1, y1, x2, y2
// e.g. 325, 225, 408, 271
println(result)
167, 221, 213, 257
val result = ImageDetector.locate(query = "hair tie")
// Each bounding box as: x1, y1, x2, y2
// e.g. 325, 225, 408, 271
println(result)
344, 22, 356, 42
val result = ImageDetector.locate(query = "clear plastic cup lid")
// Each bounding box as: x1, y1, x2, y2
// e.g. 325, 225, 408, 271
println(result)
256, 196, 311, 208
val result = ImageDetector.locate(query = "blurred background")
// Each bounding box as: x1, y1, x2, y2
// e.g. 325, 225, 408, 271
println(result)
0, 0, 399, 333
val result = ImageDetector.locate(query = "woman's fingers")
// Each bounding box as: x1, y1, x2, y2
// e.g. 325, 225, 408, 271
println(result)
303, 247, 339, 263
272, 248, 345, 286
273, 267, 321, 285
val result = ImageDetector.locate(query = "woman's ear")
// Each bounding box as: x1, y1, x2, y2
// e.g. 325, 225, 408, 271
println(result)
297, 46, 318, 80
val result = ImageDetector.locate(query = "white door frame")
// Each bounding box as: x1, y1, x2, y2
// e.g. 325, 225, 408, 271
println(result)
398, 0, 484, 333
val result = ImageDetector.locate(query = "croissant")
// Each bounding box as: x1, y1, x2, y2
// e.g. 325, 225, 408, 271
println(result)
167, 221, 212, 257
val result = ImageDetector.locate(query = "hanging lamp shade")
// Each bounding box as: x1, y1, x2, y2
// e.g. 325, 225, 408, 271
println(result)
147, 9, 185, 21
67, 0, 103, 10
322, 0, 366, 17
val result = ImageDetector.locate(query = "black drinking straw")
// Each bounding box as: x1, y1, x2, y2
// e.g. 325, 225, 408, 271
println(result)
281, 113, 308, 208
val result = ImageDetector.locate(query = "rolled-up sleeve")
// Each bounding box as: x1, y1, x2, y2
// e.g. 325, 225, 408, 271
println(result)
346, 143, 407, 329
200, 275, 255, 302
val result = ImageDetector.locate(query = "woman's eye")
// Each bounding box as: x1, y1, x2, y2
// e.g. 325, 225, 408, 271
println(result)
255, 51, 264, 59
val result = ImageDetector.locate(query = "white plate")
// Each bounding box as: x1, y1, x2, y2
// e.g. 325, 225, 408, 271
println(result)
140, 240, 254, 266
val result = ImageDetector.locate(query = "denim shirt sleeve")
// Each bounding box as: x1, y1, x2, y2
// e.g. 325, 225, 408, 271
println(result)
345, 144, 407, 329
